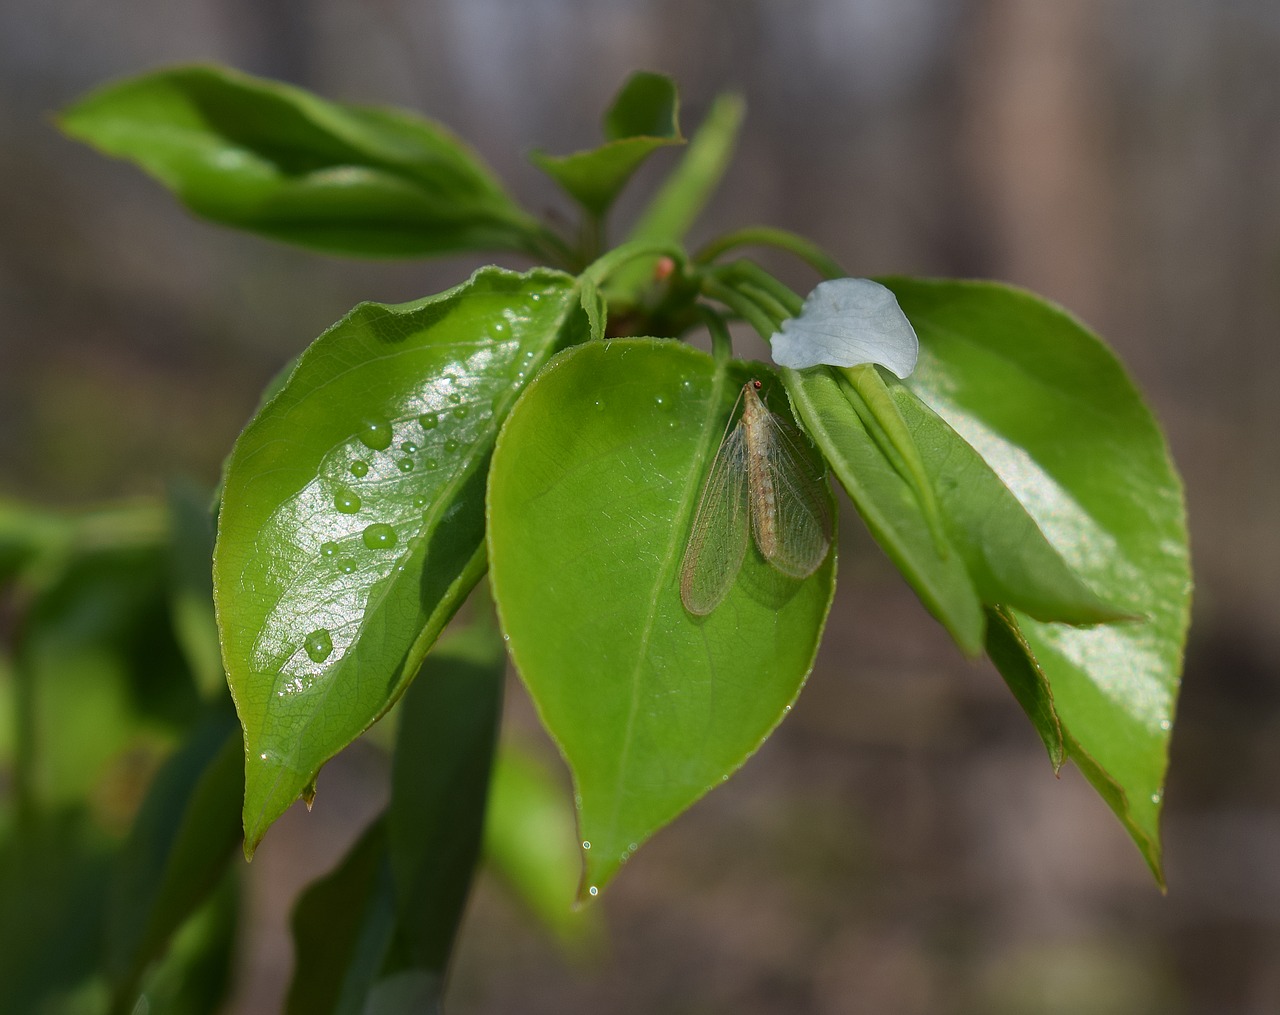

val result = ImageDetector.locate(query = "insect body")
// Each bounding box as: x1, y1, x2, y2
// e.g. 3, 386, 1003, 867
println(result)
679, 380, 832, 615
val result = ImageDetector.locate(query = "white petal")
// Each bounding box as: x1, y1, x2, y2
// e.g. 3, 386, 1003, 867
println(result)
770, 278, 919, 378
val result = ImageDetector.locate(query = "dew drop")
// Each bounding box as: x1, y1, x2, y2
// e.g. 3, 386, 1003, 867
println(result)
356, 418, 393, 451
581, 840, 591, 850
530, 293, 541, 302
588, 885, 599, 897
401, 441, 419, 454
452, 405, 469, 420
362, 522, 397, 549
349, 459, 369, 478
1159, 718, 1171, 731
338, 558, 357, 574
424, 458, 438, 471
655, 395, 665, 407
319, 541, 339, 558
443, 438, 460, 454
413, 496, 427, 508
304, 628, 333, 663
629, 842, 638, 852
334, 488, 362, 514
1151, 792, 1162, 804
419, 412, 439, 431
448, 391, 462, 404
493, 321, 506, 334
397, 458, 414, 473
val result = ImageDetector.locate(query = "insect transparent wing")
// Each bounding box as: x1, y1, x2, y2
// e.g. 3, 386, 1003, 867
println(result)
757, 410, 832, 580
680, 424, 750, 615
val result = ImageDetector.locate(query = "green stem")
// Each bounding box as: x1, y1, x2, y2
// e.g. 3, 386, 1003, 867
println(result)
696, 226, 846, 279
716, 260, 805, 317
698, 307, 735, 365
701, 278, 777, 340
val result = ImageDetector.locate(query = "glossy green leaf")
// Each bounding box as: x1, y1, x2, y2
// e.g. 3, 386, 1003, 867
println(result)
484, 742, 600, 945
530, 72, 683, 217
488, 340, 835, 897
784, 366, 986, 656
215, 267, 593, 854
285, 816, 398, 1015
885, 377, 1130, 625
61, 64, 546, 259
105, 712, 243, 1000
887, 277, 1190, 883
387, 616, 505, 973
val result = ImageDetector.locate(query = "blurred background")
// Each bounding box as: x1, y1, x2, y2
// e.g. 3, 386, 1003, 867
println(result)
2, 1, 1278, 1012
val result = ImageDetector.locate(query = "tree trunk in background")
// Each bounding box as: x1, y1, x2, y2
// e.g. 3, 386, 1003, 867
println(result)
960, 0, 1114, 331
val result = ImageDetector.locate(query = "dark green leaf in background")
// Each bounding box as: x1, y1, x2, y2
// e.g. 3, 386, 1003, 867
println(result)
215, 267, 593, 854
285, 817, 398, 1015
530, 71, 683, 217
387, 616, 505, 975
61, 64, 548, 259
888, 277, 1190, 883
483, 741, 600, 946
488, 339, 835, 897
105, 711, 243, 1004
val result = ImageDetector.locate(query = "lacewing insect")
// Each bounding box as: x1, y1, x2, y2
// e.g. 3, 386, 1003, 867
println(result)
679, 379, 832, 615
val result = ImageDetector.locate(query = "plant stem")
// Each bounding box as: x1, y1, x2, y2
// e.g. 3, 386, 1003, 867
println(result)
695, 226, 845, 279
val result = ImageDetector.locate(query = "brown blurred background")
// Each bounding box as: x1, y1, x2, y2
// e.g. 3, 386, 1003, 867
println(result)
3, 1, 1279, 1012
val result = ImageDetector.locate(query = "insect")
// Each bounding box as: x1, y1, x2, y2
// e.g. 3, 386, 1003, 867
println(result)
679, 379, 832, 615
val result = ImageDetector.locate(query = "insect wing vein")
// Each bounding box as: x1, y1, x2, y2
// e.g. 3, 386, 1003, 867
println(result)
758, 410, 832, 579
680, 423, 750, 615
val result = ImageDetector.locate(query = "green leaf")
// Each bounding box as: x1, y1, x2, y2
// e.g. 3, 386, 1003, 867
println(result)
887, 277, 1190, 883
985, 606, 1066, 768
285, 816, 399, 1015
784, 366, 987, 656
606, 91, 745, 304
488, 340, 835, 897
215, 267, 593, 854
530, 72, 683, 217
484, 742, 600, 946
387, 616, 505, 973
61, 64, 546, 259
105, 712, 243, 1001
127, 870, 239, 1015
884, 377, 1130, 625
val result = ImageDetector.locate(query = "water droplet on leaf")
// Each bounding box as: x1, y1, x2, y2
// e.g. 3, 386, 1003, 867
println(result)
320, 541, 339, 558
397, 459, 414, 473
356, 418, 393, 451
362, 523, 397, 549
419, 412, 439, 430
334, 489, 362, 514
304, 628, 333, 663
349, 459, 369, 478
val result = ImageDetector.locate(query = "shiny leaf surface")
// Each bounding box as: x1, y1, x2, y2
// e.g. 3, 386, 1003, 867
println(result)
488, 340, 835, 897
215, 267, 591, 853
889, 277, 1190, 882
